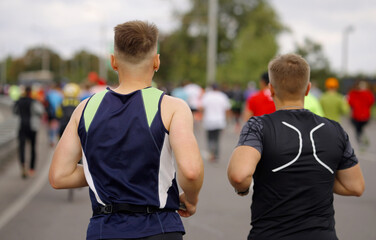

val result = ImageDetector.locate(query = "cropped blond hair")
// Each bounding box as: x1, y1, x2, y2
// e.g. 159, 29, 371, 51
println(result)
114, 20, 158, 64
268, 54, 310, 100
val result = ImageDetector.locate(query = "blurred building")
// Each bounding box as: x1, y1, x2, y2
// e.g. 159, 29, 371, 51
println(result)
18, 70, 53, 85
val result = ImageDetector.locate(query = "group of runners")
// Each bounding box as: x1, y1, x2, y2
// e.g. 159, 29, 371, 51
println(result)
49, 20, 365, 240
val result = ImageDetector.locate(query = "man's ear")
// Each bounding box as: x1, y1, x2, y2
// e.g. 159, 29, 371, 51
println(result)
305, 82, 312, 96
269, 83, 275, 97
153, 54, 160, 72
110, 55, 118, 71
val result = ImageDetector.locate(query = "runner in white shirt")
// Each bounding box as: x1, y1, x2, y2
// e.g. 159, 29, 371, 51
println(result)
201, 84, 231, 162
184, 83, 203, 112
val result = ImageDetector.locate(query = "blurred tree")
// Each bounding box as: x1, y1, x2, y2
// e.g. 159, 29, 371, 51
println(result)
23, 47, 62, 73
7, 56, 23, 84
158, 0, 285, 87
218, 1, 284, 86
106, 68, 119, 86
294, 38, 335, 90
4, 48, 104, 85
65, 50, 100, 83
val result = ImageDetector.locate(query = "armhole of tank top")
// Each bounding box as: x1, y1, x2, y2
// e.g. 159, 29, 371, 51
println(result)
158, 92, 169, 134
141, 87, 164, 128
83, 89, 108, 132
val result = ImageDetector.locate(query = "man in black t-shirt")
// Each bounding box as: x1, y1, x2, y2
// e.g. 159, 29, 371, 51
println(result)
14, 86, 44, 178
227, 54, 365, 240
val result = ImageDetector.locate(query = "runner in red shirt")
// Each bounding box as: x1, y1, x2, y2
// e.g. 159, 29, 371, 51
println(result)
347, 80, 375, 147
243, 72, 275, 121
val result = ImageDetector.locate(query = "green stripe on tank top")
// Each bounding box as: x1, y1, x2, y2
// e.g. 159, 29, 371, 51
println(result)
84, 89, 108, 132
141, 87, 163, 127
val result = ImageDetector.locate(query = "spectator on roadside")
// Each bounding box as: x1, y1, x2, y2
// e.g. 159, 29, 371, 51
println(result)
320, 77, 349, 122
228, 54, 364, 240
13, 86, 44, 178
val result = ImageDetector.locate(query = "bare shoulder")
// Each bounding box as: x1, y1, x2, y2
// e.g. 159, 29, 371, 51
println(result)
162, 95, 191, 113
161, 95, 192, 131
71, 98, 89, 125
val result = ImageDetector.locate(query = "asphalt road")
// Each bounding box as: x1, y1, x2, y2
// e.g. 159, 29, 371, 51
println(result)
0, 110, 375, 240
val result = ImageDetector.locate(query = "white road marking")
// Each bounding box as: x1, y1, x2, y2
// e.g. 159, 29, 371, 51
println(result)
0, 151, 52, 230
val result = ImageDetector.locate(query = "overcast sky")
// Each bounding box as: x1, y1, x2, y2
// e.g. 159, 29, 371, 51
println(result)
0, 0, 375, 75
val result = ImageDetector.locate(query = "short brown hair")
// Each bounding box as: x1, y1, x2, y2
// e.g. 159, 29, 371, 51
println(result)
268, 54, 310, 100
114, 20, 158, 64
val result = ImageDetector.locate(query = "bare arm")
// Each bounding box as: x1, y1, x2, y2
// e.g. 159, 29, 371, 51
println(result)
49, 100, 88, 189
227, 145, 261, 196
166, 97, 204, 217
333, 164, 365, 196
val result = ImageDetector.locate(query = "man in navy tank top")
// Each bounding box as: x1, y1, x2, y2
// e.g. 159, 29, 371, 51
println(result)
49, 20, 204, 240
228, 54, 365, 240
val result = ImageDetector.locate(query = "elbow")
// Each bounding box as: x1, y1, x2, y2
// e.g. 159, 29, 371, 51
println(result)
49, 170, 63, 189
184, 168, 203, 182
181, 162, 204, 183
49, 174, 60, 189
354, 183, 365, 197
228, 172, 246, 186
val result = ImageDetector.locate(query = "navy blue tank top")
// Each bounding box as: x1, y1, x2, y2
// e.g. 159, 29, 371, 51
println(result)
78, 87, 184, 239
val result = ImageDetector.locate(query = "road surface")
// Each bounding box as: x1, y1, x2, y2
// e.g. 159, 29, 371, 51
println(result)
0, 104, 375, 239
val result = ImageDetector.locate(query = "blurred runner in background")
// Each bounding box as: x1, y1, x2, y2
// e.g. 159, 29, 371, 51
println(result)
304, 92, 324, 116
320, 77, 349, 122
45, 83, 63, 147
184, 81, 203, 121
13, 86, 44, 178
347, 80, 375, 148
201, 84, 231, 162
227, 84, 245, 132
56, 83, 81, 137
243, 72, 275, 121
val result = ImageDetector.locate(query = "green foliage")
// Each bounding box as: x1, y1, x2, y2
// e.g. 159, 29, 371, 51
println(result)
157, 31, 207, 86
158, 0, 284, 87
218, 1, 283, 86
64, 50, 100, 83
3, 47, 104, 85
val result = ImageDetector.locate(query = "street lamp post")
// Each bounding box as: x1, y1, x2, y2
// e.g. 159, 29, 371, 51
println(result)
206, 0, 218, 86
341, 26, 354, 77
1, 58, 6, 85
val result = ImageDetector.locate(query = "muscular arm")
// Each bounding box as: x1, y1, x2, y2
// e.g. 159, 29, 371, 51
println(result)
333, 164, 365, 196
165, 96, 204, 217
227, 146, 260, 196
49, 100, 88, 189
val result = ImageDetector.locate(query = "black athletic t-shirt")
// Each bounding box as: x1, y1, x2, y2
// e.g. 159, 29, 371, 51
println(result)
237, 109, 358, 240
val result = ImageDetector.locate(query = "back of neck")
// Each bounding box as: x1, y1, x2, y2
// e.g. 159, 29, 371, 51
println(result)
113, 73, 152, 94
274, 99, 304, 110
